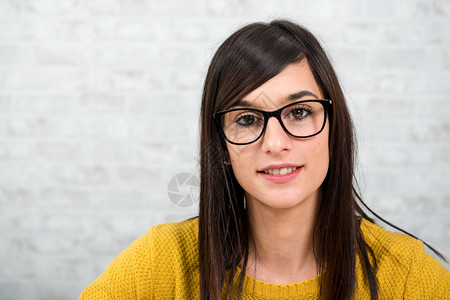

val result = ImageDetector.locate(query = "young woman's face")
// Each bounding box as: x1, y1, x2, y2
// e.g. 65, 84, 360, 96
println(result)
225, 60, 329, 210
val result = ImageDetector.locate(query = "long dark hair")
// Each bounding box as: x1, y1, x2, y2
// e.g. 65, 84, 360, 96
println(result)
198, 19, 445, 300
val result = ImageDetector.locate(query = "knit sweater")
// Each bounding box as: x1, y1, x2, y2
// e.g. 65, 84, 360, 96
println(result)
80, 218, 450, 299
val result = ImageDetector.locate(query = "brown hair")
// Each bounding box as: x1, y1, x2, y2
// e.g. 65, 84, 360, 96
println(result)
198, 19, 445, 300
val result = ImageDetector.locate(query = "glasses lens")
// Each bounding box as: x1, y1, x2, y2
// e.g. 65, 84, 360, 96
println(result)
220, 100, 327, 144
281, 101, 325, 137
221, 109, 264, 144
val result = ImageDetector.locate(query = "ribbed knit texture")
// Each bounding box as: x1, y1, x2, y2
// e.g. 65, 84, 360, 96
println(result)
80, 218, 450, 299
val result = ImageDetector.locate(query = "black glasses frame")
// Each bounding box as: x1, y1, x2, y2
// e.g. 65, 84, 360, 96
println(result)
213, 99, 332, 145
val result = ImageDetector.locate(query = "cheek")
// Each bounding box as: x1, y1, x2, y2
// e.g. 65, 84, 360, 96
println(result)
317, 138, 330, 177
226, 144, 255, 187
226, 144, 248, 174
307, 135, 329, 179
317, 125, 330, 166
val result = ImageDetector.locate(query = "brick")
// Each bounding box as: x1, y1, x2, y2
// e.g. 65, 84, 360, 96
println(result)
116, 0, 151, 15
0, 281, 20, 300
400, 195, 439, 214
135, 142, 181, 164
82, 234, 128, 256
18, 234, 78, 255
33, 19, 95, 42
46, 165, 110, 186
36, 282, 84, 300
408, 121, 450, 142
364, 171, 397, 192
89, 189, 168, 210
171, 69, 203, 90
439, 147, 450, 163
96, 69, 155, 92
127, 92, 198, 115
0, 94, 11, 111
174, 21, 208, 42
22, 0, 79, 14
34, 45, 92, 66
40, 213, 97, 234
94, 45, 157, 67
34, 257, 95, 281
0, 143, 7, 159
434, 0, 450, 16
368, 48, 428, 69
361, 142, 437, 169
116, 166, 162, 187
0, 69, 90, 91
0, 45, 22, 65
329, 47, 368, 70
365, 194, 404, 215
34, 141, 80, 160
83, 0, 122, 15
362, 121, 409, 143
98, 213, 155, 235
159, 46, 197, 67
0, 21, 33, 41
12, 93, 77, 113
0, 164, 40, 185
378, 21, 450, 45
0, 0, 22, 15
90, 141, 136, 162
55, 116, 129, 139
38, 188, 89, 209
0, 188, 35, 207
94, 19, 156, 41
342, 71, 406, 94
365, 98, 415, 119
396, 214, 445, 241
0, 117, 55, 137
150, 0, 202, 17
0, 141, 31, 162
78, 92, 125, 113
415, 98, 450, 117
404, 71, 450, 93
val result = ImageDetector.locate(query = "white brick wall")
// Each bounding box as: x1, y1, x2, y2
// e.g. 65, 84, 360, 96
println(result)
0, 1, 449, 299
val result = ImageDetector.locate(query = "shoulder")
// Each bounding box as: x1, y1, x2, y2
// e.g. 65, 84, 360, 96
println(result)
359, 218, 450, 298
360, 218, 420, 268
112, 216, 199, 265
150, 216, 199, 249
149, 217, 199, 268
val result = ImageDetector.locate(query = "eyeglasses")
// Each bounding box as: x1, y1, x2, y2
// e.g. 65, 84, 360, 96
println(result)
213, 99, 332, 145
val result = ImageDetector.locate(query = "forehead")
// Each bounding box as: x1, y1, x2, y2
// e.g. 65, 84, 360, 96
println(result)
235, 60, 323, 110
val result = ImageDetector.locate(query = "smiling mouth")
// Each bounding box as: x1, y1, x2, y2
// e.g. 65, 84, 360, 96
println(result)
259, 166, 301, 175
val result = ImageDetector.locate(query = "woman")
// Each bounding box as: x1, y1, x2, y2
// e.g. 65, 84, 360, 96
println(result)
80, 20, 449, 299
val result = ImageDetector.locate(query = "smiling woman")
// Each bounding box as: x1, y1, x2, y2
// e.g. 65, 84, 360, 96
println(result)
79, 20, 450, 300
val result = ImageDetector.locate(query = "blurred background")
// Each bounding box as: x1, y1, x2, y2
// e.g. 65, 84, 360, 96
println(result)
0, 0, 449, 299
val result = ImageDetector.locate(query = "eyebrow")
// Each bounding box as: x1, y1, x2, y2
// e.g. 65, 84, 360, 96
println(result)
233, 90, 319, 108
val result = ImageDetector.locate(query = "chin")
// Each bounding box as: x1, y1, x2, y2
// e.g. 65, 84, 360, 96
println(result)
258, 194, 309, 209
254, 187, 317, 207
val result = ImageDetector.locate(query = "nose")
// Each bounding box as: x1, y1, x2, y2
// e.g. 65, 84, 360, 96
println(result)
260, 116, 293, 153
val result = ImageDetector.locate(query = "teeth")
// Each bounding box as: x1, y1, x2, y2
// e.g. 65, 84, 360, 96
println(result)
264, 167, 298, 175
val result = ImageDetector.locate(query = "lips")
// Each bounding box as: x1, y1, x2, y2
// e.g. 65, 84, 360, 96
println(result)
258, 165, 303, 183
258, 163, 302, 174
261, 166, 300, 175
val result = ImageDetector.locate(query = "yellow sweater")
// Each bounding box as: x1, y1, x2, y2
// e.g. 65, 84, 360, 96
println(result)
80, 218, 450, 299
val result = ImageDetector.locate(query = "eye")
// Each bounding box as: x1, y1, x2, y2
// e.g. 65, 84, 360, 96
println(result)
235, 113, 260, 127
290, 107, 312, 120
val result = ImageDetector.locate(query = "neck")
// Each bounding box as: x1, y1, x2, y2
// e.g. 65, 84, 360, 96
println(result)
241, 194, 320, 284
